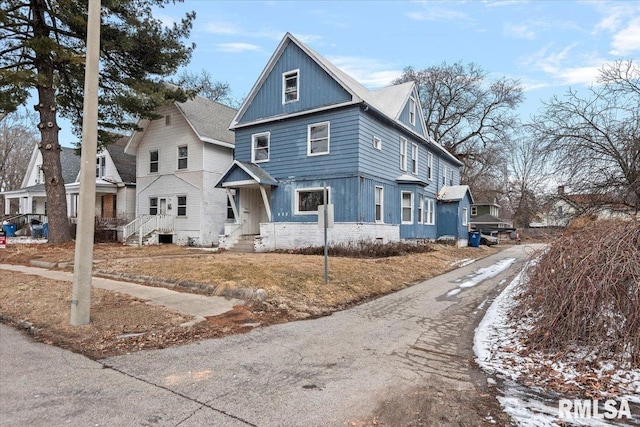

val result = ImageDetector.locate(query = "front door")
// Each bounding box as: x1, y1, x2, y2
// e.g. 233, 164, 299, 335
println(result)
159, 198, 168, 215
240, 188, 265, 235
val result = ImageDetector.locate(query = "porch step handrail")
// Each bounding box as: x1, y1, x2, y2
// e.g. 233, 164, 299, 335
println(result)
122, 214, 175, 245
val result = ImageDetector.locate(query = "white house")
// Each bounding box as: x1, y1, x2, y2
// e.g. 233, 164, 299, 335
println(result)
2, 136, 136, 236
124, 95, 237, 246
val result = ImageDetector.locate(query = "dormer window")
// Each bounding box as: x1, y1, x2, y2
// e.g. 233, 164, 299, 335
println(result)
36, 165, 44, 184
283, 70, 299, 104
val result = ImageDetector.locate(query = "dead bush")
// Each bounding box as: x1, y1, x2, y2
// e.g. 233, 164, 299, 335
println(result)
281, 240, 435, 258
516, 219, 640, 367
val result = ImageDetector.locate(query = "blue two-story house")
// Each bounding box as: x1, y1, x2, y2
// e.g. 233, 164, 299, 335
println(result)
216, 33, 469, 251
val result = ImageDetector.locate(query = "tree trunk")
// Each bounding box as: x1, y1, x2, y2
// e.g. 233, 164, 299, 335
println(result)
32, 0, 72, 243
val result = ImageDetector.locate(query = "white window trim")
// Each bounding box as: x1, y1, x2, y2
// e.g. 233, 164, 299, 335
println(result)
150, 150, 159, 174
427, 152, 433, 181
442, 165, 448, 186
96, 155, 106, 178
471, 206, 477, 216
149, 197, 158, 215
294, 187, 330, 215
307, 121, 330, 156
401, 191, 413, 224
251, 132, 270, 163
400, 137, 408, 171
177, 145, 188, 170
411, 143, 419, 175
426, 199, 435, 225
282, 69, 299, 104
462, 207, 468, 226
373, 135, 382, 151
418, 194, 424, 224
409, 97, 416, 126
375, 186, 384, 223
177, 195, 187, 217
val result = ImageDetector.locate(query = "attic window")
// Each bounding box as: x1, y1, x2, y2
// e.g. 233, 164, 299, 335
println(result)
409, 97, 416, 126
283, 70, 299, 103
165, 114, 171, 126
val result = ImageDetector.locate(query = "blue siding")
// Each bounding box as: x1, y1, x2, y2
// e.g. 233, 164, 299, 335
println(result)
238, 41, 352, 124
225, 166, 253, 183
436, 192, 473, 240
397, 97, 427, 136
236, 107, 360, 179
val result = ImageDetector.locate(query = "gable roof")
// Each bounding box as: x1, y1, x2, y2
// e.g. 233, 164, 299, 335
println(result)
125, 95, 237, 154
231, 32, 461, 166
437, 185, 474, 203
105, 136, 136, 184
215, 160, 278, 188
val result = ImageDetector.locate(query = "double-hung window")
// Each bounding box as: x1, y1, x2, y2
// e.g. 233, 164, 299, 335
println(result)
409, 97, 416, 126
448, 169, 454, 186
442, 166, 448, 186
418, 194, 424, 224
411, 143, 418, 175
283, 70, 299, 103
400, 137, 408, 171
401, 191, 413, 224
252, 132, 270, 163
426, 199, 435, 225
375, 186, 384, 222
149, 197, 158, 215
462, 207, 468, 226
178, 146, 188, 170
96, 156, 106, 178
427, 152, 433, 180
150, 150, 159, 173
308, 122, 330, 156
177, 196, 187, 217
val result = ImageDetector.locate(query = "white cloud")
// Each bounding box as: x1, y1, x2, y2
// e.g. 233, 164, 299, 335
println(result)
504, 23, 536, 40
610, 16, 640, 55
407, 7, 472, 22
204, 22, 242, 35
518, 44, 604, 87
216, 43, 262, 53
155, 14, 175, 28
327, 56, 402, 88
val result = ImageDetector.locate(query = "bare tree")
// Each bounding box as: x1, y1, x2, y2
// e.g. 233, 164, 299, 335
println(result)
0, 109, 37, 214
171, 69, 238, 107
532, 60, 640, 212
392, 62, 524, 190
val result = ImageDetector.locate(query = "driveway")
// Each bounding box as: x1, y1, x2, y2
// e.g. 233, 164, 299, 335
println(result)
0, 244, 542, 426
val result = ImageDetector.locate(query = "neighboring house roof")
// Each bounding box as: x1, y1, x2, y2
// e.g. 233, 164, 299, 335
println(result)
438, 185, 474, 203
60, 147, 81, 185
105, 136, 136, 184
125, 95, 237, 154
175, 96, 236, 146
470, 214, 509, 224
231, 32, 461, 167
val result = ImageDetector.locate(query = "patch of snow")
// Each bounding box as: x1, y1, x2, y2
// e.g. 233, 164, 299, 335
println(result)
5, 236, 47, 244
446, 258, 516, 298
447, 288, 462, 297
474, 260, 640, 427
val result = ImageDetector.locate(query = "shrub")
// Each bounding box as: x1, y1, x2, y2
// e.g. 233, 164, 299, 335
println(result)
281, 240, 435, 258
517, 219, 640, 367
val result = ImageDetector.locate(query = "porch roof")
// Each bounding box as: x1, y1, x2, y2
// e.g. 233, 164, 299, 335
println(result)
216, 161, 278, 188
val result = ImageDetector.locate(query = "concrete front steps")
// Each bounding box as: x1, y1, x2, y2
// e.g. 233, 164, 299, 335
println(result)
228, 234, 257, 253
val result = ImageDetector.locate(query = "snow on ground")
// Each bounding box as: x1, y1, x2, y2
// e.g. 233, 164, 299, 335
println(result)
450, 258, 477, 268
5, 236, 48, 244
475, 261, 640, 426
446, 258, 515, 297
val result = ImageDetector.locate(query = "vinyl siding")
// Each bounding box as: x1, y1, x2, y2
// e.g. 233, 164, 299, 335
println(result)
238, 41, 352, 124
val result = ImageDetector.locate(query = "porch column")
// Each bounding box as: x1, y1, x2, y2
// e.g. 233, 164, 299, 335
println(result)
226, 188, 240, 224
259, 185, 272, 222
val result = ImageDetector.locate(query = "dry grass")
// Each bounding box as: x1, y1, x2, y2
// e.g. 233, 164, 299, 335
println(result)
0, 242, 496, 357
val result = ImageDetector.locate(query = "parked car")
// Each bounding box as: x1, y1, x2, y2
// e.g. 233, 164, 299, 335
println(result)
480, 233, 498, 246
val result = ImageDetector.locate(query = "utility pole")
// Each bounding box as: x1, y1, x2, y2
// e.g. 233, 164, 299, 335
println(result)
70, 0, 101, 326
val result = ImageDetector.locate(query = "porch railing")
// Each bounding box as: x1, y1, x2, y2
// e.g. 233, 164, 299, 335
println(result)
122, 214, 174, 245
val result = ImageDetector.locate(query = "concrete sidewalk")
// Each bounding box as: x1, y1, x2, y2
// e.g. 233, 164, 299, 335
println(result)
0, 264, 243, 322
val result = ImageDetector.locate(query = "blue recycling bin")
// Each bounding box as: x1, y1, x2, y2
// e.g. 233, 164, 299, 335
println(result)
3, 223, 16, 237
31, 224, 44, 238
43, 223, 49, 239
468, 231, 481, 248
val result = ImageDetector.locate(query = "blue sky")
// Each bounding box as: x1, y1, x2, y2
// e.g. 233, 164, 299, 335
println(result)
59, 0, 640, 145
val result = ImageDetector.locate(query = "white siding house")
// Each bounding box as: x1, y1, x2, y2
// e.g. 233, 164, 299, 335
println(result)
125, 96, 236, 246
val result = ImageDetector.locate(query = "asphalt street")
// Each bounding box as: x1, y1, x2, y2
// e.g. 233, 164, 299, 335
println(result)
0, 244, 543, 426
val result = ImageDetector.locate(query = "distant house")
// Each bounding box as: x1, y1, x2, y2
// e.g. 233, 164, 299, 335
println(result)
2, 136, 136, 236
216, 33, 465, 251
124, 95, 237, 246
470, 199, 512, 232
542, 186, 635, 227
